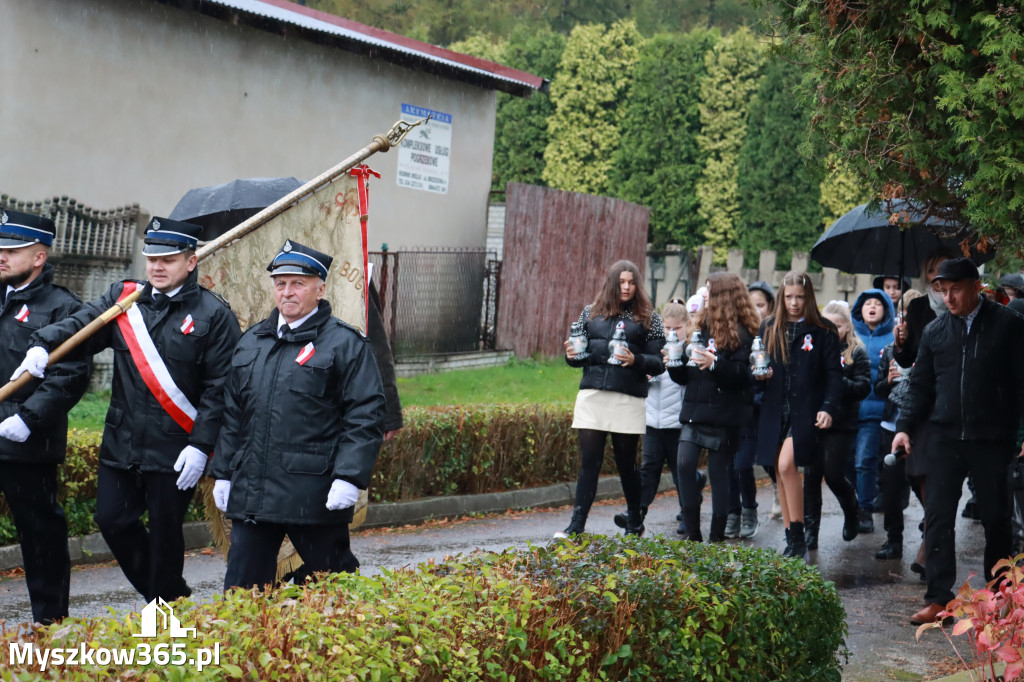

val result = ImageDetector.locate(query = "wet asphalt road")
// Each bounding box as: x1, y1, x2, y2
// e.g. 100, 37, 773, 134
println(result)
0, 480, 985, 680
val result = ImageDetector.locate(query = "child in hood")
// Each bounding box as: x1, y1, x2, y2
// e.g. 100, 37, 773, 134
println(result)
850, 288, 896, 533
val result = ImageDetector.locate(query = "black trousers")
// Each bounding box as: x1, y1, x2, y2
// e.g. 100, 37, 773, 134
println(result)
639, 427, 681, 509
0, 462, 70, 624
878, 428, 924, 541
803, 430, 859, 521
923, 439, 1015, 605
93, 464, 195, 602
224, 521, 358, 590
677, 438, 736, 516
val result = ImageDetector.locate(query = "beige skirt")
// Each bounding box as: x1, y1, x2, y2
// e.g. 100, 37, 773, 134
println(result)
572, 389, 646, 434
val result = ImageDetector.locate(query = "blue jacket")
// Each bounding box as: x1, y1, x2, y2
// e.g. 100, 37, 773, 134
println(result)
851, 289, 895, 421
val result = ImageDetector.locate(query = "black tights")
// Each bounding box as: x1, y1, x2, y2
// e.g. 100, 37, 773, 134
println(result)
574, 429, 642, 513
677, 439, 734, 517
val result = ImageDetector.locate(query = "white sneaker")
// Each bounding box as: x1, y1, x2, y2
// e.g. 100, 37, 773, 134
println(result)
770, 487, 782, 520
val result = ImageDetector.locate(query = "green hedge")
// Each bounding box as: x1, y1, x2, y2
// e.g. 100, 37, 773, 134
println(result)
1, 536, 847, 681
0, 405, 620, 544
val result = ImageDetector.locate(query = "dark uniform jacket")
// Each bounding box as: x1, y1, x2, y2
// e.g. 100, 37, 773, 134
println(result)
30, 270, 241, 472
667, 325, 755, 429
566, 304, 665, 398
755, 318, 843, 467
896, 296, 1024, 444
0, 264, 90, 464
210, 301, 385, 525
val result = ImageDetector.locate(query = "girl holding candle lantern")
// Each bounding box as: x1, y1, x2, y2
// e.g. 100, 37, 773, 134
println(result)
667, 272, 760, 543
754, 271, 843, 562
557, 260, 666, 538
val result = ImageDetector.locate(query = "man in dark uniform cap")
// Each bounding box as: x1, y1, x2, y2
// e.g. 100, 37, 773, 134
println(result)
0, 209, 90, 624
18, 217, 241, 603
211, 240, 384, 590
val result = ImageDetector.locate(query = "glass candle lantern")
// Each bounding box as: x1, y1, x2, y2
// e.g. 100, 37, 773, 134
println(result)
568, 321, 590, 360
664, 329, 684, 367
685, 330, 705, 367
749, 335, 771, 377
607, 321, 627, 365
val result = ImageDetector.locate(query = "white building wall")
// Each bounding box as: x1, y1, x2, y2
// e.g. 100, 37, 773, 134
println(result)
1, 0, 498, 252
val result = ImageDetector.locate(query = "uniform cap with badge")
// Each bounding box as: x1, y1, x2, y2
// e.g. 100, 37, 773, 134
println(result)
267, 240, 333, 281
0, 209, 55, 249
141, 217, 202, 256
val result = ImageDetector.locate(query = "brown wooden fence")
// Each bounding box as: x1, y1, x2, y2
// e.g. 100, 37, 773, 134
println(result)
497, 183, 649, 358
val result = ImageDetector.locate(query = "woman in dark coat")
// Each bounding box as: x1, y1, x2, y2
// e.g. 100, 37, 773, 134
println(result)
755, 271, 843, 562
558, 260, 665, 538
667, 272, 759, 542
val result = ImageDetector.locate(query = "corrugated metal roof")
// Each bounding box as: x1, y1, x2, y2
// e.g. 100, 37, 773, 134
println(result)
188, 0, 546, 96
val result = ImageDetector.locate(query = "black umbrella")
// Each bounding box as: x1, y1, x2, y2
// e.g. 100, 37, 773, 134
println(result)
811, 199, 995, 278
169, 177, 303, 240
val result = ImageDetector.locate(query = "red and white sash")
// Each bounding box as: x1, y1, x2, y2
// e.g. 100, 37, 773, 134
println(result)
114, 282, 197, 433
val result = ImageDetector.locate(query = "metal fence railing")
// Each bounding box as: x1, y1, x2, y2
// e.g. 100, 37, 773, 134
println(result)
370, 248, 499, 357
0, 193, 142, 262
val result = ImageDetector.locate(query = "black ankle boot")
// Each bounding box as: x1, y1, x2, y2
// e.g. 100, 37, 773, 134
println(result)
842, 500, 860, 542
781, 526, 795, 557
708, 514, 728, 543
875, 537, 903, 560
553, 506, 588, 539
683, 506, 702, 542
858, 508, 874, 534
613, 510, 628, 529
803, 513, 820, 550
789, 522, 809, 562
625, 505, 646, 536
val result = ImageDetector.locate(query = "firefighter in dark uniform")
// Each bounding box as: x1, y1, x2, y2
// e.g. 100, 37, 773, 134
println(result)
211, 240, 385, 590
20, 217, 241, 603
0, 210, 90, 624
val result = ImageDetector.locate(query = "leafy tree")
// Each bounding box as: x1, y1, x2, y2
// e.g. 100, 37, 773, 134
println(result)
612, 30, 719, 249
819, 157, 869, 231
736, 59, 823, 264
451, 27, 566, 192
493, 27, 566, 191
695, 26, 764, 261
755, 0, 1024, 251
541, 21, 642, 195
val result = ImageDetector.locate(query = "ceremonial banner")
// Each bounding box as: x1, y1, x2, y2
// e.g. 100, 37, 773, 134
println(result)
197, 172, 369, 333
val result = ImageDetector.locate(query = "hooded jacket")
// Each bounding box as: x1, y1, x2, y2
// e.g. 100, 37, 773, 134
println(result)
852, 288, 895, 421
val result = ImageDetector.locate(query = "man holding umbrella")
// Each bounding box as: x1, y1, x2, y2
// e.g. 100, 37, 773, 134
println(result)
14, 217, 241, 603
892, 258, 1024, 625
0, 209, 91, 624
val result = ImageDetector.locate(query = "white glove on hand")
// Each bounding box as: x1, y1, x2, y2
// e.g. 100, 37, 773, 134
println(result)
173, 445, 208, 490
325, 479, 360, 511
213, 480, 231, 512
0, 415, 31, 442
11, 347, 48, 381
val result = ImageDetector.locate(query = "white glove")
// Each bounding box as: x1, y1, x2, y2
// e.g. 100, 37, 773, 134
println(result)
11, 347, 48, 381
325, 479, 360, 511
213, 480, 231, 512
0, 415, 30, 442
173, 445, 208, 490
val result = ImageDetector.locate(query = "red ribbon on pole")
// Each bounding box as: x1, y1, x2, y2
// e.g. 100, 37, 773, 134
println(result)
348, 164, 380, 328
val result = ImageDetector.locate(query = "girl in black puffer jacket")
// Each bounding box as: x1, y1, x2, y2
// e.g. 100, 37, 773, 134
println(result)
667, 272, 760, 543
802, 300, 871, 550
557, 260, 665, 538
